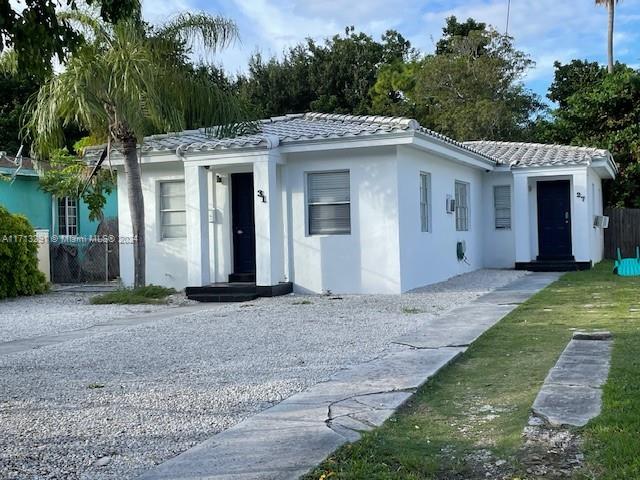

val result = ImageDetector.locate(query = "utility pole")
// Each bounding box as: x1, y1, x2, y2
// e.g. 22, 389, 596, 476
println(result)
505, 0, 512, 36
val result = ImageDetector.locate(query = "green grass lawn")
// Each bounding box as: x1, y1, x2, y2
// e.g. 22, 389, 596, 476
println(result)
90, 285, 176, 304
304, 262, 640, 480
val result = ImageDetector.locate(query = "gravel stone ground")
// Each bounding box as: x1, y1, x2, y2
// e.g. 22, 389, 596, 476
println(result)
0, 269, 526, 480
0, 293, 176, 343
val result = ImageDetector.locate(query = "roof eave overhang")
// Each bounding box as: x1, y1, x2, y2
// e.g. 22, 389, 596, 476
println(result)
95, 130, 500, 169
0, 167, 39, 177
591, 156, 617, 179
511, 164, 589, 175
411, 132, 497, 170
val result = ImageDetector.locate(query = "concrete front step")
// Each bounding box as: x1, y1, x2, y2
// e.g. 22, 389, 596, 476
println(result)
185, 283, 257, 296
185, 282, 293, 303
515, 261, 592, 272
186, 293, 259, 303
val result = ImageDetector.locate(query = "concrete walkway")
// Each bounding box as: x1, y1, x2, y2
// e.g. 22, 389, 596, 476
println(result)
138, 272, 561, 480
532, 331, 612, 427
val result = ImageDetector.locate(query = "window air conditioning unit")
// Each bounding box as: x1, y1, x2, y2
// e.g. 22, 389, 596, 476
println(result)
446, 195, 456, 214
593, 215, 609, 229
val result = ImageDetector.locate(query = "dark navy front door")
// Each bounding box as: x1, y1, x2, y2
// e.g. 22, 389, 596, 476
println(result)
231, 173, 256, 274
537, 180, 572, 259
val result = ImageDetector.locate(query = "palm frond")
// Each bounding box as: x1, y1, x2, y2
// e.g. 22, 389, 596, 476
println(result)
24, 11, 252, 159
58, 9, 112, 47
0, 50, 18, 75
158, 13, 239, 54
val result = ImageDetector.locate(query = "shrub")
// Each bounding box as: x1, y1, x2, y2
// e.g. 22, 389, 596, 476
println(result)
0, 206, 47, 299
90, 285, 176, 304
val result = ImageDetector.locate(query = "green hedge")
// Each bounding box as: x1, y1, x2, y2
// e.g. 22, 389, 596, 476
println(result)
0, 206, 47, 299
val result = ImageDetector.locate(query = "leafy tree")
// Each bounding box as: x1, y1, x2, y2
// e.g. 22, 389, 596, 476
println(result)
435, 16, 488, 55
38, 146, 115, 221
539, 64, 640, 207
369, 60, 421, 118
372, 24, 542, 140
307, 27, 412, 114
0, 72, 40, 154
236, 28, 413, 117
547, 59, 606, 107
24, 10, 253, 287
0, 0, 140, 76
236, 47, 315, 118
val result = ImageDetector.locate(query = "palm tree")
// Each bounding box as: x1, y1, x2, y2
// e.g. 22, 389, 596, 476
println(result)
24, 10, 252, 287
596, 0, 621, 73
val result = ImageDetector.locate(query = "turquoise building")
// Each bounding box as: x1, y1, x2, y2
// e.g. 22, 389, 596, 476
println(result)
0, 156, 118, 238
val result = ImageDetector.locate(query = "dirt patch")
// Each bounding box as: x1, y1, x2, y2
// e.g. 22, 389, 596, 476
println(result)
431, 414, 584, 480
517, 415, 584, 478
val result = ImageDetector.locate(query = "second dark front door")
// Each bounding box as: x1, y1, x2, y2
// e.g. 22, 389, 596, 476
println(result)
537, 180, 573, 260
231, 173, 256, 274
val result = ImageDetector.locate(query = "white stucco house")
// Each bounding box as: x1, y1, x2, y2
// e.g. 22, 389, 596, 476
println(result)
91, 113, 617, 300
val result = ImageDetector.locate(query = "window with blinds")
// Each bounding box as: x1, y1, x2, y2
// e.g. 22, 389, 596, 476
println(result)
420, 172, 431, 232
455, 181, 469, 231
307, 171, 351, 235
494, 185, 511, 230
159, 181, 186, 239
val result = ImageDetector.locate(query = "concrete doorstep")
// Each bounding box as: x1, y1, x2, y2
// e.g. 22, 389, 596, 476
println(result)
532, 331, 613, 427
138, 273, 561, 480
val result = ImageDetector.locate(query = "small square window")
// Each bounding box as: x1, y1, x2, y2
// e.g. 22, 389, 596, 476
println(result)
307, 171, 351, 235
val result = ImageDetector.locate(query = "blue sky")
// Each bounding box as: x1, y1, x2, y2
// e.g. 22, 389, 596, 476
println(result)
142, 0, 640, 99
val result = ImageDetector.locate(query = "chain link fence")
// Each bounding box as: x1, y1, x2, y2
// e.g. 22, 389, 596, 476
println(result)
49, 218, 120, 283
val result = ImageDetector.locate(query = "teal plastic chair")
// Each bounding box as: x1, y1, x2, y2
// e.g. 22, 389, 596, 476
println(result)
615, 247, 640, 276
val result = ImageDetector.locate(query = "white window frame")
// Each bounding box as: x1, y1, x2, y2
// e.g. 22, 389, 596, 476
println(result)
159, 180, 186, 240
493, 185, 512, 230
455, 181, 470, 232
57, 197, 78, 236
420, 172, 431, 232
306, 170, 351, 236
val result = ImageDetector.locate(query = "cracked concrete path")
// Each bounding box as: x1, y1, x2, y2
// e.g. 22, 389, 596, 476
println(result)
138, 272, 560, 480
532, 331, 612, 427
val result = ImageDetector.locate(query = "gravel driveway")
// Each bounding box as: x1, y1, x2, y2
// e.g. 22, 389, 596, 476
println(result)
0, 293, 174, 343
0, 269, 526, 480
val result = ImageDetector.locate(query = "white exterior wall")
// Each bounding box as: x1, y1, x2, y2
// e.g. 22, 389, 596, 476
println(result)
286, 147, 402, 294
117, 162, 188, 289
482, 171, 515, 268
396, 146, 485, 292
588, 168, 605, 263
512, 167, 604, 264
116, 144, 609, 293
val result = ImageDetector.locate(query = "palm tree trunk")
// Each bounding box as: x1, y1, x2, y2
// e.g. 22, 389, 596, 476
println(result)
121, 135, 146, 287
607, 1, 615, 74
